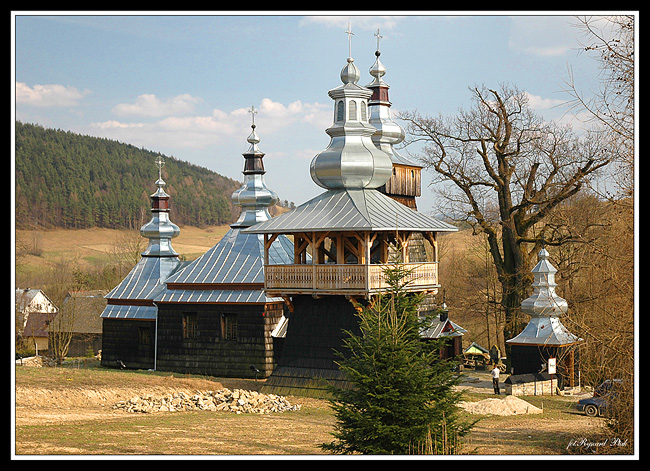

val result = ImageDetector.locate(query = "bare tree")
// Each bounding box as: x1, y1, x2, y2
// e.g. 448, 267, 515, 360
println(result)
400, 84, 614, 345
563, 15, 635, 201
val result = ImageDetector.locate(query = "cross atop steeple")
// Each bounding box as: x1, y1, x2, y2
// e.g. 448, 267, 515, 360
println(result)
374, 28, 383, 53
155, 154, 165, 181
248, 105, 258, 127
345, 22, 354, 57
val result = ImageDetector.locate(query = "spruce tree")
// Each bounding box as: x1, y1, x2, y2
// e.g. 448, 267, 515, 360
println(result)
320, 264, 473, 455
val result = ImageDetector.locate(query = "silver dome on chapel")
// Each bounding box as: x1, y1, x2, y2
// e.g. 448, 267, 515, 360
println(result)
310, 24, 393, 190
139, 155, 180, 257
231, 106, 280, 228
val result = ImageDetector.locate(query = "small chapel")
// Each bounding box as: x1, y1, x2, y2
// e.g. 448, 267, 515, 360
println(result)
506, 248, 582, 390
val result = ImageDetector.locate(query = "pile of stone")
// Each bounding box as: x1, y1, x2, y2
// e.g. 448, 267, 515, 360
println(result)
113, 388, 301, 414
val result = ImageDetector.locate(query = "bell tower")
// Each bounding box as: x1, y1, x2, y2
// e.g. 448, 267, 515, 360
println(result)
244, 25, 458, 396
366, 29, 423, 210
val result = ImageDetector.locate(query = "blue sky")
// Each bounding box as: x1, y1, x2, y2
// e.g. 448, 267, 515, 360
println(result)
13, 12, 612, 216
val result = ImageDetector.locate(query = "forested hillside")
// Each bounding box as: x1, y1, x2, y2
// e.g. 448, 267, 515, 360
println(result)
15, 122, 242, 230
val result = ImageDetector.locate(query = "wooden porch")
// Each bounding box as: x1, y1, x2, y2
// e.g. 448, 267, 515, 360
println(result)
264, 262, 439, 296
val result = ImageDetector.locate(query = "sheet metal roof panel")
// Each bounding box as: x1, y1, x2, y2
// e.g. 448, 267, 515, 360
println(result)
164, 228, 292, 286
105, 256, 182, 301
506, 316, 582, 346
155, 288, 283, 304
100, 304, 157, 320
243, 189, 458, 234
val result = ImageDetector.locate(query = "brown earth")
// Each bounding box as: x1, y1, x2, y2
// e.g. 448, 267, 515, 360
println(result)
14, 365, 626, 457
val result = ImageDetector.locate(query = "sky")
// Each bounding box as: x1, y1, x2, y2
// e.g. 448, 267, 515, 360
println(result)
13, 12, 619, 217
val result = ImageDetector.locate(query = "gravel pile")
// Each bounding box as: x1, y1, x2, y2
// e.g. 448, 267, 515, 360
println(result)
113, 388, 301, 414
459, 395, 542, 416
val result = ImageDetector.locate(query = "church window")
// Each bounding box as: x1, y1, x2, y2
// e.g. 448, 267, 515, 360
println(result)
360, 101, 367, 121
348, 100, 357, 120
336, 101, 344, 122
182, 312, 198, 339
138, 326, 151, 345
221, 313, 238, 341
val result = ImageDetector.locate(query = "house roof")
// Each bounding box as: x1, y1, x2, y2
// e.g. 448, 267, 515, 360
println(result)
243, 188, 458, 234
23, 312, 55, 338
420, 316, 467, 339
60, 291, 107, 334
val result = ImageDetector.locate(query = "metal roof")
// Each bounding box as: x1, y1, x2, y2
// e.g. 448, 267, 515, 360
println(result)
243, 188, 458, 234
506, 316, 581, 346
420, 317, 467, 339
506, 248, 581, 346
101, 257, 185, 319
105, 256, 183, 301
101, 304, 158, 320
153, 227, 293, 304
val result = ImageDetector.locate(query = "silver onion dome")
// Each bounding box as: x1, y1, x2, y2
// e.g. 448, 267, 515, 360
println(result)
365, 37, 418, 168
140, 155, 180, 257
230, 107, 280, 228
310, 30, 393, 191
520, 248, 569, 317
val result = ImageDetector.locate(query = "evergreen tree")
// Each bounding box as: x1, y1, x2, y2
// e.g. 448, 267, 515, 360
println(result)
320, 264, 473, 455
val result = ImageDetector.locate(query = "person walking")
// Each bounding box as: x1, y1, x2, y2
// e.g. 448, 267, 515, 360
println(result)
491, 364, 501, 395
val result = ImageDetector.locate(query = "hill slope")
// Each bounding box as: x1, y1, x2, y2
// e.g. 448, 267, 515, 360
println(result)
15, 121, 242, 230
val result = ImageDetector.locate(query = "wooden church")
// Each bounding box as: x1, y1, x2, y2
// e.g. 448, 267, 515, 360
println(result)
100, 29, 463, 391
244, 30, 459, 395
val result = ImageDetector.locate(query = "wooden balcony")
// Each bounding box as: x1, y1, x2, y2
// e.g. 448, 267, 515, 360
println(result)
264, 262, 439, 297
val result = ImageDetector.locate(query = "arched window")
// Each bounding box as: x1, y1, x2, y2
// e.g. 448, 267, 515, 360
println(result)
360, 101, 367, 121
336, 101, 344, 122
348, 100, 357, 120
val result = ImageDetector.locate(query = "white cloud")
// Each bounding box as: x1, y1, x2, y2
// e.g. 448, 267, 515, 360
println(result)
16, 82, 91, 107
525, 92, 565, 111
88, 98, 331, 152
112, 93, 202, 117
300, 15, 402, 31
508, 16, 577, 57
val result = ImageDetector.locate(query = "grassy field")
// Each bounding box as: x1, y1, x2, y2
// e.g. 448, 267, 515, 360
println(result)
14, 362, 622, 457
15, 224, 232, 269
13, 227, 628, 457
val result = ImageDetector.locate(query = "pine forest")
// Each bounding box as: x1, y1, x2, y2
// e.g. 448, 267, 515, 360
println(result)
15, 121, 242, 230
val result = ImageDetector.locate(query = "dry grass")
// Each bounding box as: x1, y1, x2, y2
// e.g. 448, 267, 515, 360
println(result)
14, 364, 627, 457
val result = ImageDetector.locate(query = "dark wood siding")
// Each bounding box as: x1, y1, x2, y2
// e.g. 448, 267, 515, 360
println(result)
101, 318, 155, 370
262, 295, 362, 397
155, 302, 283, 378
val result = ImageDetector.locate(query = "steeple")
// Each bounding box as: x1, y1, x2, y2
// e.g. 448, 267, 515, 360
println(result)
139, 155, 180, 257
310, 23, 393, 190
366, 29, 407, 161
520, 248, 568, 317
507, 248, 580, 346
230, 106, 280, 228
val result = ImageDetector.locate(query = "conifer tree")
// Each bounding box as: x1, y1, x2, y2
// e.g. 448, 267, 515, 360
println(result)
320, 264, 473, 455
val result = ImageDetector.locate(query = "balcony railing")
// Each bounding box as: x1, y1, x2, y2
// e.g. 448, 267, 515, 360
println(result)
264, 262, 439, 296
